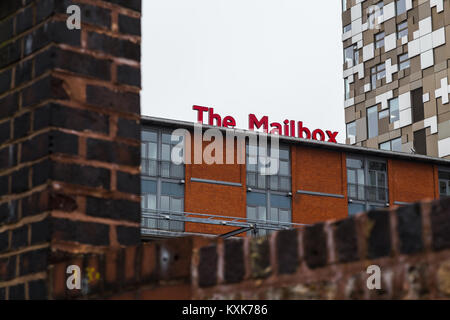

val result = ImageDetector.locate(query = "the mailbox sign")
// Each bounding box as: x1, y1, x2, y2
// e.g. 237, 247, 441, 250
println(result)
193, 105, 339, 143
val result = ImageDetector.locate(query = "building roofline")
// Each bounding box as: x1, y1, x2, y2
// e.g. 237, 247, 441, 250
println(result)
141, 115, 450, 167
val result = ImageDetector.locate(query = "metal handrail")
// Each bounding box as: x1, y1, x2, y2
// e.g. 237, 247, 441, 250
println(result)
141, 208, 308, 232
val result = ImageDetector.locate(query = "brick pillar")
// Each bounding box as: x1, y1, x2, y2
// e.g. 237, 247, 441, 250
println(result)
0, 0, 142, 299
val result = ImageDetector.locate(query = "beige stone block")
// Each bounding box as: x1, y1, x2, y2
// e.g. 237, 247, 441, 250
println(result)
426, 134, 438, 158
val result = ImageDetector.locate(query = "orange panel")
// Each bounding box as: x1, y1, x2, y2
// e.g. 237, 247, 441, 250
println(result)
389, 159, 438, 204
184, 131, 247, 235
292, 146, 348, 224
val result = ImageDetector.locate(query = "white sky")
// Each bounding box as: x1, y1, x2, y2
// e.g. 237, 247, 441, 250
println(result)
141, 0, 346, 142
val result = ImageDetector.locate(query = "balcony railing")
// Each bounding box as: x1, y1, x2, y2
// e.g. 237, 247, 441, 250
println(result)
347, 183, 388, 203
141, 208, 307, 237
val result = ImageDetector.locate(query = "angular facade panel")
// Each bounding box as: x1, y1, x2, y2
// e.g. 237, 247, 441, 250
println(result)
342, 0, 450, 158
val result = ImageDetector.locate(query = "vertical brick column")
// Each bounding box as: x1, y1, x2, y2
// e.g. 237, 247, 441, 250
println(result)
0, 0, 142, 299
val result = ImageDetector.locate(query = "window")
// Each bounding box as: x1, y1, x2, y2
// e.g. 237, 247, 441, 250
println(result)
342, 0, 347, 12
367, 105, 379, 139
379, 109, 389, 120
344, 78, 351, 100
344, 45, 359, 67
379, 138, 402, 152
413, 128, 427, 155
397, 21, 408, 39
439, 171, 450, 197
141, 128, 185, 233
347, 121, 356, 142
388, 98, 400, 123
246, 143, 291, 235
247, 193, 291, 236
396, 0, 407, 15
371, 63, 385, 89
376, 2, 384, 15
343, 24, 351, 33
347, 156, 389, 216
399, 53, 410, 71
375, 32, 385, 49
411, 87, 424, 123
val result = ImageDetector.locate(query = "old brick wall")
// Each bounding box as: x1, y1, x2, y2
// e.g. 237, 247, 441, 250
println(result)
45, 197, 450, 300
0, 0, 141, 299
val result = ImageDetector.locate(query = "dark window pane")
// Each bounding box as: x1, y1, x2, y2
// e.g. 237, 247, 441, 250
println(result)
349, 203, 365, 216
270, 194, 291, 209
413, 128, 427, 155
142, 180, 157, 194
411, 87, 424, 123
161, 182, 184, 197
367, 106, 378, 138
247, 192, 267, 206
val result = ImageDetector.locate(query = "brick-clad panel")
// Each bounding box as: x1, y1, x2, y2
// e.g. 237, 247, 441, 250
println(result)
367, 210, 392, 259
86, 85, 140, 114
28, 279, 48, 300
87, 32, 140, 60
431, 197, 450, 251
51, 218, 110, 246
106, 0, 141, 11
224, 239, 245, 284
303, 224, 327, 269
86, 197, 140, 222
116, 171, 140, 195
0, 69, 12, 95
276, 229, 299, 274
396, 204, 424, 254
0, 255, 17, 282
11, 225, 28, 250
198, 245, 218, 288
333, 218, 359, 263
0, 201, 18, 224
0, 231, 9, 252
86, 138, 140, 167
0, 1, 22, 20
52, 162, 111, 190
15, 59, 33, 87
0, 0, 142, 299
8, 284, 25, 300
0, 93, 18, 119
0, 17, 14, 44
20, 248, 49, 276
118, 14, 141, 36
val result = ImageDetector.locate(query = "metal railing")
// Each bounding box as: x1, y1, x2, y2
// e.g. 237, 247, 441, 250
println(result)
347, 183, 388, 203
141, 208, 308, 237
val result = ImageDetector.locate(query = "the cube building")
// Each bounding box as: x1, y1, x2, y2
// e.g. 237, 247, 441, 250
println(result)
342, 0, 450, 158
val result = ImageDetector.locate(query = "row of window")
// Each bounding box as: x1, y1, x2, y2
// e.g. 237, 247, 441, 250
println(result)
141, 127, 448, 235
342, 0, 407, 16
345, 52, 409, 99
347, 87, 425, 153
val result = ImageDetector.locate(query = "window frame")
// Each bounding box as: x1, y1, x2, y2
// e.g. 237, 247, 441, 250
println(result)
439, 168, 450, 197
141, 127, 186, 233
347, 155, 389, 216
398, 53, 410, 71
375, 31, 385, 49
397, 21, 408, 39
371, 63, 385, 89
344, 45, 359, 68
346, 121, 357, 142
396, 0, 407, 15
246, 142, 292, 236
367, 105, 379, 139
344, 78, 351, 100
379, 137, 402, 152
388, 97, 400, 123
